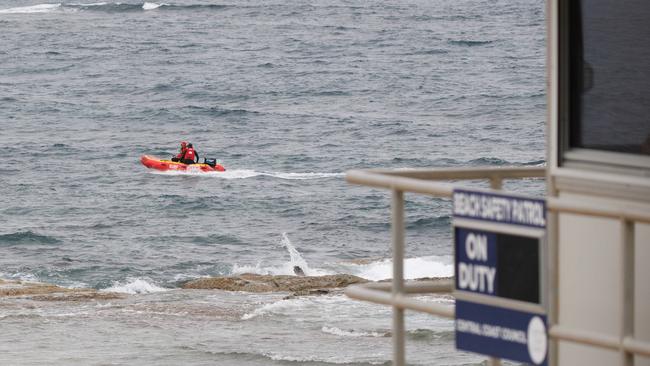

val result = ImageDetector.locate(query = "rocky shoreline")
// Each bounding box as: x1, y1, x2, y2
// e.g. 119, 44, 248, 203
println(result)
0, 274, 453, 302
181, 273, 369, 292
0, 278, 124, 301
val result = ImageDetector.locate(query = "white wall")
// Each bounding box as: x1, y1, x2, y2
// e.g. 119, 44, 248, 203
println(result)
635, 223, 650, 366
557, 205, 621, 365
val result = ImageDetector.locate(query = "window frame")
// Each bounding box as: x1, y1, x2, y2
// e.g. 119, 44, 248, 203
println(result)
557, 0, 650, 175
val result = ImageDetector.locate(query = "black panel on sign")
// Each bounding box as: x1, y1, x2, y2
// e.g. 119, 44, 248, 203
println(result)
496, 234, 540, 304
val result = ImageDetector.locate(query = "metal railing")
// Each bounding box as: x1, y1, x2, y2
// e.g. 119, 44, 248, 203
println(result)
344, 166, 650, 366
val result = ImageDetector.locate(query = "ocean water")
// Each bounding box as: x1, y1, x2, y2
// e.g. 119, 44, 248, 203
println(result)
0, 0, 546, 365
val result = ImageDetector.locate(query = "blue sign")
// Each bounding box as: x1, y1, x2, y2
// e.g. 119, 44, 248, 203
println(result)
453, 189, 546, 228
456, 300, 548, 366
455, 227, 497, 296
453, 188, 547, 363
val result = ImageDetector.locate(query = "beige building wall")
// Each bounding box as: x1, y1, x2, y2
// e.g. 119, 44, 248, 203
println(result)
550, 189, 650, 366
556, 207, 620, 365
546, 0, 650, 363
636, 224, 650, 366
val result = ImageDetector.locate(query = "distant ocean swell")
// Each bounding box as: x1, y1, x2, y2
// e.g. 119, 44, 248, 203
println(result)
374, 156, 545, 168
0, 231, 61, 246
320, 327, 454, 341
447, 39, 494, 47
181, 349, 392, 366
0, 3, 229, 14
149, 169, 345, 180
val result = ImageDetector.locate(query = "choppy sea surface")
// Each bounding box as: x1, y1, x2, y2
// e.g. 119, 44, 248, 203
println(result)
0, 0, 545, 365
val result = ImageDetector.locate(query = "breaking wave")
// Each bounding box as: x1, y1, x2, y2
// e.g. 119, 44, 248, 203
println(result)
182, 349, 391, 366
321, 326, 389, 338
0, 2, 229, 14
233, 233, 332, 277
407, 328, 455, 342
100, 278, 168, 294
342, 256, 453, 281
0, 271, 40, 283
231, 233, 452, 281
262, 352, 390, 364
0, 3, 62, 14
142, 2, 162, 10
241, 297, 307, 320
241, 295, 350, 321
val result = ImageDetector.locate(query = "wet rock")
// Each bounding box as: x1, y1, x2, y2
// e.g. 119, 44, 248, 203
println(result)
0, 280, 69, 297
283, 288, 333, 300
182, 273, 368, 293
30, 291, 124, 302
0, 279, 123, 301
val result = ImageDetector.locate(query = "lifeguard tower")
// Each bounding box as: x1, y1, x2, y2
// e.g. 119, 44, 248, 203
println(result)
345, 1, 650, 365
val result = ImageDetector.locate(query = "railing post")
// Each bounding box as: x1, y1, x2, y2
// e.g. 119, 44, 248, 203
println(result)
488, 357, 501, 366
547, 208, 559, 366
621, 219, 634, 366
392, 189, 405, 366
547, 183, 559, 366
490, 176, 503, 190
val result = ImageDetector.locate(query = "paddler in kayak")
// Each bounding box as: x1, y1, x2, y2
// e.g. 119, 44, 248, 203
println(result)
181, 143, 199, 165
141, 142, 224, 172
171, 141, 188, 162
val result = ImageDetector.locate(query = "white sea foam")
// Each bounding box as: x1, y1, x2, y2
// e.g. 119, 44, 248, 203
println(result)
217, 169, 263, 179
343, 256, 453, 281
0, 272, 90, 290
231, 235, 451, 280
262, 352, 386, 365
231, 258, 332, 276
101, 278, 168, 294
172, 273, 210, 282
270, 172, 344, 180
241, 298, 308, 320
68, 2, 107, 6
0, 3, 62, 14
142, 2, 162, 10
148, 168, 342, 180
95, 302, 114, 308
60, 280, 91, 289
321, 326, 387, 338
0, 272, 40, 283
263, 353, 320, 363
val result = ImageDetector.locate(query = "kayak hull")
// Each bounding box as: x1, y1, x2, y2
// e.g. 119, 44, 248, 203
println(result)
140, 155, 226, 172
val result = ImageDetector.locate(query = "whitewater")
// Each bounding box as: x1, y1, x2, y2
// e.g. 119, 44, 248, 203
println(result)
0, 0, 545, 364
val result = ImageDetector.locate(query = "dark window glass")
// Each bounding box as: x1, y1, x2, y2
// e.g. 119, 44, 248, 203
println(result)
569, 0, 650, 156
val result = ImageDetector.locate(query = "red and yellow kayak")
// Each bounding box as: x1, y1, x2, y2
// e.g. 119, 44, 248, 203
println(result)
140, 155, 226, 172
